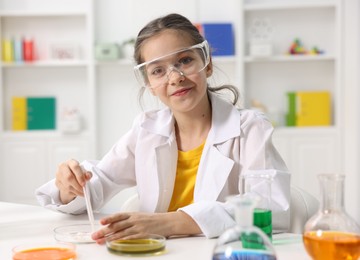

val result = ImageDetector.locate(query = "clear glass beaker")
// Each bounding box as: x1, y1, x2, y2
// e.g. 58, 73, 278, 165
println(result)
303, 174, 360, 260
241, 174, 273, 240
212, 196, 277, 260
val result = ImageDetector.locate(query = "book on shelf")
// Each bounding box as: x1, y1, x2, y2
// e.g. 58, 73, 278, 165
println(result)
2, 39, 14, 62
197, 23, 234, 56
286, 92, 296, 126
286, 91, 331, 127
12, 97, 27, 130
12, 96, 56, 131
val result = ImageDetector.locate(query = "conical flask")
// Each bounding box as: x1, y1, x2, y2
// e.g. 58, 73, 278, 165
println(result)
212, 196, 277, 260
303, 174, 360, 260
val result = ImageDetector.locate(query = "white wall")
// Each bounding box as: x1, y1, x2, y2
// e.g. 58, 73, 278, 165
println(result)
343, 0, 360, 222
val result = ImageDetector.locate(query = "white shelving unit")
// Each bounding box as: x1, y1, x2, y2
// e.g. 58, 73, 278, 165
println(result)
0, 0, 96, 204
243, 1, 337, 11
0, 0, 346, 204
240, 0, 343, 197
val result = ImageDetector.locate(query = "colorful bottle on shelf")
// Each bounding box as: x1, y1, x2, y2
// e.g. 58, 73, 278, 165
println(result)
23, 37, 34, 62
2, 38, 14, 62
14, 37, 24, 62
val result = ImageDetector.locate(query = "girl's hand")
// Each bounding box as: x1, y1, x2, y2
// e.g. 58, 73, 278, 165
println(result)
55, 159, 92, 204
91, 211, 201, 244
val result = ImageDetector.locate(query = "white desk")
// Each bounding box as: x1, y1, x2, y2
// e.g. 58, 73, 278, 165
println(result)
0, 202, 311, 259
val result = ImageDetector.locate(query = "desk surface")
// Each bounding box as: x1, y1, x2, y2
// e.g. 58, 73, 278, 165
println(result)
0, 202, 311, 260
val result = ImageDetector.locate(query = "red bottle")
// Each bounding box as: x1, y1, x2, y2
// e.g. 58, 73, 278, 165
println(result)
23, 38, 34, 62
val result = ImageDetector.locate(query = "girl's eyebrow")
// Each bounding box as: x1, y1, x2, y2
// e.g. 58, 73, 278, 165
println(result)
146, 60, 162, 67
145, 53, 183, 67
148, 49, 196, 64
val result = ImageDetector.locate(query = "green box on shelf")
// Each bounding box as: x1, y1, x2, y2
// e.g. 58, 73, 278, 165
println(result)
286, 92, 296, 126
27, 97, 56, 130
95, 43, 120, 60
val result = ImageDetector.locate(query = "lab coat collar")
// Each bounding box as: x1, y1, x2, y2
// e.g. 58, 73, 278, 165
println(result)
139, 92, 241, 143
208, 93, 241, 144
140, 108, 175, 138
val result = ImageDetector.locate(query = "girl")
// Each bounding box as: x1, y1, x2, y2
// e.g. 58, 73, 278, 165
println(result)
36, 13, 290, 244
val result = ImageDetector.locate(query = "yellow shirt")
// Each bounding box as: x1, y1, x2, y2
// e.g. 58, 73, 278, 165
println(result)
168, 142, 205, 212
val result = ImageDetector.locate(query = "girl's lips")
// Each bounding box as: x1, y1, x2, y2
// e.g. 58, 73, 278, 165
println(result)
171, 88, 191, 96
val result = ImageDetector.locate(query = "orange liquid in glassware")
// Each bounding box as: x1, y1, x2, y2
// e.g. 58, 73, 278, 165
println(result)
12, 247, 76, 260
303, 231, 360, 260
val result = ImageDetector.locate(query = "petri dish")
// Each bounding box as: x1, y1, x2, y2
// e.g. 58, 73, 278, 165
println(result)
106, 234, 166, 256
12, 241, 76, 260
54, 223, 100, 244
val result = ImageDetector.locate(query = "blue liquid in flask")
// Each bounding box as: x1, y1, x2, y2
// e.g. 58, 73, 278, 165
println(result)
212, 196, 277, 260
213, 250, 277, 260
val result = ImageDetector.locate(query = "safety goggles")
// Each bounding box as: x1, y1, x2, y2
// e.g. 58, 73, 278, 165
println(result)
134, 40, 210, 89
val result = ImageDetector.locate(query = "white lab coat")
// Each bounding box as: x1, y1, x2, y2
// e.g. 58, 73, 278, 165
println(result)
36, 92, 290, 238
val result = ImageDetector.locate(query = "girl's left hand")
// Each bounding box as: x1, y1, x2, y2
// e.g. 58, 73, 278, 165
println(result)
91, 211, 201, 244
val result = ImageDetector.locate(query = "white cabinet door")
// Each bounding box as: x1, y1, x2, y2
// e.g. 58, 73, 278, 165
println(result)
47, 139, 90, 180
289, 133, 340, 198
0, 137, 91, 204
0, 139, 47, 204
273, 130, 340, 198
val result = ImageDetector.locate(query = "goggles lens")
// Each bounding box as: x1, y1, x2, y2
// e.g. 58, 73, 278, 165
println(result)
134, 40, 210, 89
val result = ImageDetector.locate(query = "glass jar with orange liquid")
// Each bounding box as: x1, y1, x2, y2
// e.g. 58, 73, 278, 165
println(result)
303, 174, 360, 260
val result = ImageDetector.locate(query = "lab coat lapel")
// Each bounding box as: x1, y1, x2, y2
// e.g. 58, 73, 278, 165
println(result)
154, 137, 177, 212
194, 93, 241, 201
139, 108, 177, 212
194, 145, 235, 201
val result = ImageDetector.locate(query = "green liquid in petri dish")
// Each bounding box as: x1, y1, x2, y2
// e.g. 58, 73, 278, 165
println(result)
254, 208, 272, 240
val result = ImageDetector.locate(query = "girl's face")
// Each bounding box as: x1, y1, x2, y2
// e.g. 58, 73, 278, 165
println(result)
140, 30, 212, 114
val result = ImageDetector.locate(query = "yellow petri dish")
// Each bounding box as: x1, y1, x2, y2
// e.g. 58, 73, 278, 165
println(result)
106, 234, 166, 256
12, 241, 76, 260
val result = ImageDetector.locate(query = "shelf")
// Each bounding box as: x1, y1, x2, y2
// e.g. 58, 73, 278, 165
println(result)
274, 126, 338, 135
96, 59, 133, 66
244, 55, 336, 63
1, 130, 92, 139
1, 60, 89, 68
242, 0, 342, 180
0, 11, 87, 17
95, 56, 237, 67
213, 56, 237, 64
244, 1, 337, 11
